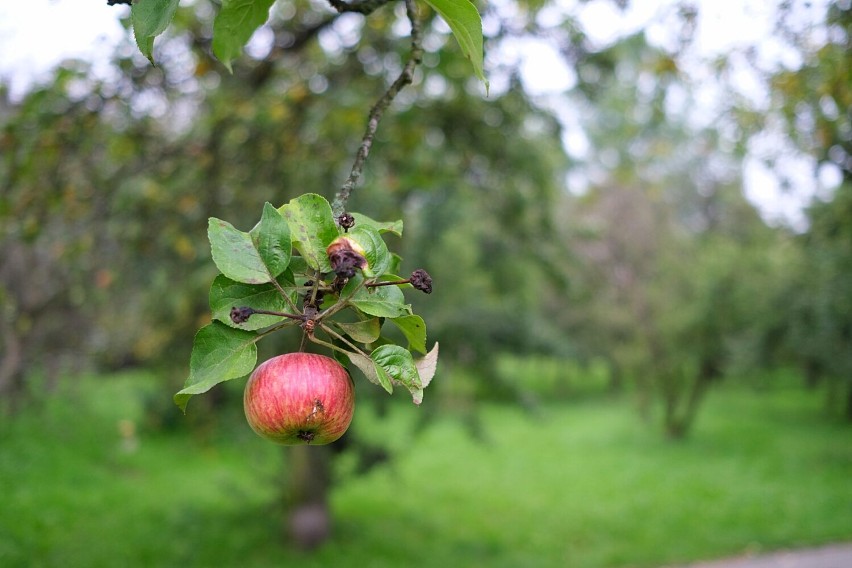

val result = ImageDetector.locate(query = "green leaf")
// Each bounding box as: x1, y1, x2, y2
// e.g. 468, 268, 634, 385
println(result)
131, 0, 180, 64
390, 314, 427, 354
350, 213, 403, 237
208, 211, 290, 284
212, 0, 276, 72
175, 322, 258, 412
371, 345, 423, 404
209, 218, 268, 283
347, 224, 391, 277
345, 278, 411, 318
347, 351, 393, 394
333, 318, 382, 344
330, 345, 350, 369
250, 202, 291, 278
422, 0, 488, 93
288, 256, 310, 276
209, 273, 296, 331
388, 253, 403, 276
279, 194, 339, 273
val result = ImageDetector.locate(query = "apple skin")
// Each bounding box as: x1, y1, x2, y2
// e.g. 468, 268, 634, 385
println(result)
244, 353, 355, 445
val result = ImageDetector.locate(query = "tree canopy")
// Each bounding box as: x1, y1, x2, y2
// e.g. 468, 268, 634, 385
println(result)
1, 0, 850, 430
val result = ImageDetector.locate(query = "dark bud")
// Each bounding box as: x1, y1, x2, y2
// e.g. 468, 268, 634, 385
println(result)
337, 213, 356, 232
410, 269, 433, 294
230, 306, 255, 324
326, 237, 367, 279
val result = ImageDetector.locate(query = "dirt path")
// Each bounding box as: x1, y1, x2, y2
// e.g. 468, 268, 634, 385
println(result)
675, 543, 852, 568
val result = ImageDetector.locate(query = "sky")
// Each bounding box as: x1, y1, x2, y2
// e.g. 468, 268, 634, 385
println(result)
0, 0, 838, 227
0, 1, 130, 99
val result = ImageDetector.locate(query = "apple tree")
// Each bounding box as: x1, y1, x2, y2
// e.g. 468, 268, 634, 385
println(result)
123, 0, 487, 414
115, 0, 487, 547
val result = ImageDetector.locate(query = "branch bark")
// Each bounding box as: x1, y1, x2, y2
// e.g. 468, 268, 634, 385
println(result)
331, 0, 423, 218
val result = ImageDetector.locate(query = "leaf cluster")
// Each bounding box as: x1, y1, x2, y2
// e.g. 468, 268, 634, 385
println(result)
129, 0, 486, 89
176, 193, 437, 411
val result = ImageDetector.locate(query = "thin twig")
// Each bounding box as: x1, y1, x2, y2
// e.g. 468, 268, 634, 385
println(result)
331, 0, 423, 217
269, 276, 301, 313
321, 323, 370, 357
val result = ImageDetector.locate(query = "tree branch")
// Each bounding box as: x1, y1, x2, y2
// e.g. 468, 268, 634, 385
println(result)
331, 0, 423, 218
327, 0, 394, 15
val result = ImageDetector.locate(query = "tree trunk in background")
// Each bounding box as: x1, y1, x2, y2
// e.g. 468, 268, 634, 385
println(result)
286, 444, 332, 550
804, 359, 823, 389
663, 361, 716, 439
607, 358, 623, 393
0, 320, 24, 413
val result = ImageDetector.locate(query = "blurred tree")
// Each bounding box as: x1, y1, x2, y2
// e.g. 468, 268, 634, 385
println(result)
0, 0, 572, 547
0, 0, 580, 409
557, 31, 796, 437
787, 183, 852, 418
735, 3, 852, 418
1, 1, 849, 546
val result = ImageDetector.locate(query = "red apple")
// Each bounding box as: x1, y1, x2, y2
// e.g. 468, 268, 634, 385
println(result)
244, 353, 355, 445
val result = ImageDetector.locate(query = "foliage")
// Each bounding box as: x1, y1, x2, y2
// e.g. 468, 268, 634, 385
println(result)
130, 0, 486, 88
2, 0, 851, 439
735, 4, 852, 416
548, 32, 797, 436
2, 7, 852, 564
766, 3, 851, 180
788, 182, 852, 417
0, 0, 569, 413
177, 194, 438, 411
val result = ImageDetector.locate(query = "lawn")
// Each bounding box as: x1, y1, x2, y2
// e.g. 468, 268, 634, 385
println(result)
1, 371, 850, 567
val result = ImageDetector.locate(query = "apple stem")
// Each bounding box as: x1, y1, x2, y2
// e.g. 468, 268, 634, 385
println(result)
320, 323, 369, 358
269, 277, 301, 314
255, 309, 305, 320
307, 333, 364, 359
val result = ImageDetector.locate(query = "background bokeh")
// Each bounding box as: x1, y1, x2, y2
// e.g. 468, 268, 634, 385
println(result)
1, 1, 850, 566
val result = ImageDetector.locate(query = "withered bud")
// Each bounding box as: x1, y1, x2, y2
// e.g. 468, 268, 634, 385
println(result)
230, 306, 255, 324
326, 237, 367, 279
337, 213, 356, 232
410, 269, 433, 294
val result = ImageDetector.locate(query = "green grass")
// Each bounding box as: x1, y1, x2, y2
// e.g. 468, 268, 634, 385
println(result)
1, 373, 850, 567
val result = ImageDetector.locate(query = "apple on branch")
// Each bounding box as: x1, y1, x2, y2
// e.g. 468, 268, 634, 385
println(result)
243, 353, 355, 445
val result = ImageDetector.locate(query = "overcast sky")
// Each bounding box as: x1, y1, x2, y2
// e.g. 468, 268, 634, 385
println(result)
0, 0, 824, 97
